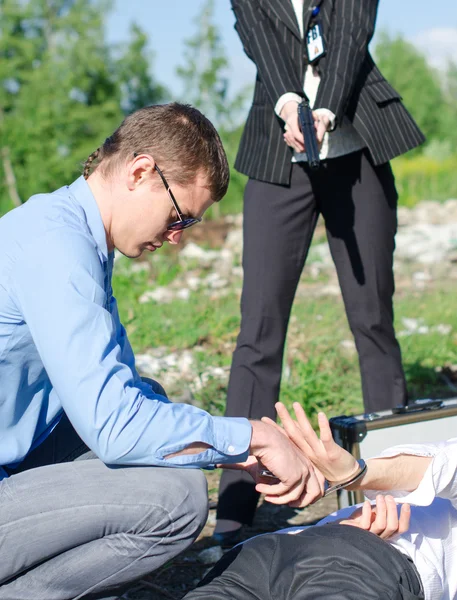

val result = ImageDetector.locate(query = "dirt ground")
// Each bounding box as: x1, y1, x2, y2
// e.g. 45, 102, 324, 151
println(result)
123, 470, 338, 600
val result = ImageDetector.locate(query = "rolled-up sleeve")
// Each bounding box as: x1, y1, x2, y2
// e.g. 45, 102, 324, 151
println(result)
13, 229, 251, 468
364, 438, 457, 508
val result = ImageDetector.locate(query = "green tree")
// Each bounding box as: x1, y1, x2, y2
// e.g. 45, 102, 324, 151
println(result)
441, 60, 457, 149
176, 0, 251, 216
0, 0, 41, 209
0, 0, 168, 213
176, 0, 249, 131
374, 32, 448, 145
0, 0, 123, 207
116, 23, 168, 114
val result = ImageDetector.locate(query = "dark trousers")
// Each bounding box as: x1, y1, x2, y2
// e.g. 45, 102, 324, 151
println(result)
184, 525, 423, 599
218, 151, 407, 525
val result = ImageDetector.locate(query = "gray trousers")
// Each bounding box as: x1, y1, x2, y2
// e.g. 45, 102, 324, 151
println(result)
0, 381, 208, 600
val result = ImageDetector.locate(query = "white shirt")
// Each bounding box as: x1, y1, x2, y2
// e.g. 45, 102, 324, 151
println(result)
275, 0, 365, 162
279, 439, 457, 600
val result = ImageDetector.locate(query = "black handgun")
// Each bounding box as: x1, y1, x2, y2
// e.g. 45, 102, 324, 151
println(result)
298, 99, 320, 170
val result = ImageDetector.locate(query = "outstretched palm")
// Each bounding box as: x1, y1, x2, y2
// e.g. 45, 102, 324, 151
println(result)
272, 402, 360, 484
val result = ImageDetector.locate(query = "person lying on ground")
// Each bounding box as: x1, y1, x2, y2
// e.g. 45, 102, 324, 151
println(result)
185, 402, 456, 600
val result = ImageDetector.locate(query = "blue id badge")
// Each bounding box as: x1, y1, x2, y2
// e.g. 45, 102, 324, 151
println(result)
306, 21, 326, 63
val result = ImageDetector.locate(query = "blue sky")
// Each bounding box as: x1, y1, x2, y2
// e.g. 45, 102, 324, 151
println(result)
106, 0, 457, 99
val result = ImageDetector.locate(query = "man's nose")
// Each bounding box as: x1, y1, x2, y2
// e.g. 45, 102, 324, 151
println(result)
164, 229, 183, 245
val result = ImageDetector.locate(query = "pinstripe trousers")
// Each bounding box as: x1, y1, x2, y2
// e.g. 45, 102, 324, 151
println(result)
218, 150, 407, 525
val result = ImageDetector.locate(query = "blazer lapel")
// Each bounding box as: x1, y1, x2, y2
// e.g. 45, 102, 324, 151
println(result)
259, 0, 302, 40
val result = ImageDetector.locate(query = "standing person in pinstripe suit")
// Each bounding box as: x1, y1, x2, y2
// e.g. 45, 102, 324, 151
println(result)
214, 0, 425, 545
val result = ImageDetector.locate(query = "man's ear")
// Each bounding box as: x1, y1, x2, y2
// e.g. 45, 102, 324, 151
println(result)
126, 153, 156, 191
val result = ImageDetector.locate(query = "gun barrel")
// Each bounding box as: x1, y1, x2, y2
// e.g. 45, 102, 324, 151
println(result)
298, 101, 320, 170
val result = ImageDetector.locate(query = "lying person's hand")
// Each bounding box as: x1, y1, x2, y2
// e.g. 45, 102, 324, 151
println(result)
274, 402, 360, 485
337, 494, 411, 540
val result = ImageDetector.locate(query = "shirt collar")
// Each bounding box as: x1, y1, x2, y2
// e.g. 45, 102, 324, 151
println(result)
68, 176, 109, 262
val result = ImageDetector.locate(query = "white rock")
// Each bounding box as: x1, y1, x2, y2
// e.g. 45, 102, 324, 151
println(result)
206, 289, 232, 300
308, 243, 332, 266
176, 288, 191, 301
135, 354, 163, 376
214, 249, 235, 277
434, 324, 452, 335
444, 199, 457, 223
412, 271, 431, 290
128, 261, 150, 274
412, 271, 431, 282
340, 339, 356, 354
180, 351, 196, 374
198, 546, 224, 565
316, 284, 341, 296
202, 366, 228, 381
206, 512, 216, 526
138, 287, 174, 304
224, 229, 243, 252
204, 273, 229, 289
309, 264, 321, 278
180, 242, 221, 266
412, 201, 447, 225
398, 317, 430, 337
401, 317, 422, 332
395, 223, 457, 264
192, 366, 229, 391
135, 350, 196, 381
397, 206, 412, 227
186, 276, 201, 291
224, 213, 243, 227
148, 346, 169, 358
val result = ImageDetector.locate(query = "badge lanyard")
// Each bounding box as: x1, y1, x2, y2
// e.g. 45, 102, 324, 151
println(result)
306, 0, 326, 64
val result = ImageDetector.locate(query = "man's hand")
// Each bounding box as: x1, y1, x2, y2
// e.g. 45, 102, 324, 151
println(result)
246, 420, 324, 506
275, 402, 360, 484
337, 495, 411, 540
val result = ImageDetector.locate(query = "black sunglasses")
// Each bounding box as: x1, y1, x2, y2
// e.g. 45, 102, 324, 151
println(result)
133, 153, 202, 231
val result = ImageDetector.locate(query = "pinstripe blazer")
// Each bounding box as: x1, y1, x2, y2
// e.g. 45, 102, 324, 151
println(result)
232, 0, 425, 185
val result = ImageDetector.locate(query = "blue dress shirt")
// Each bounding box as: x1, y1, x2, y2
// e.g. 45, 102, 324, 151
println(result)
0, 177, 251, 479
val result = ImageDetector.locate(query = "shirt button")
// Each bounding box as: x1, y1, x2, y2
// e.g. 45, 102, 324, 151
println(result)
227, 445, 235, 453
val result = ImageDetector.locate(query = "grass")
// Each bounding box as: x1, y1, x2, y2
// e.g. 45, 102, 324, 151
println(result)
392, 154, 457, 207
113, 247, 457, 427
